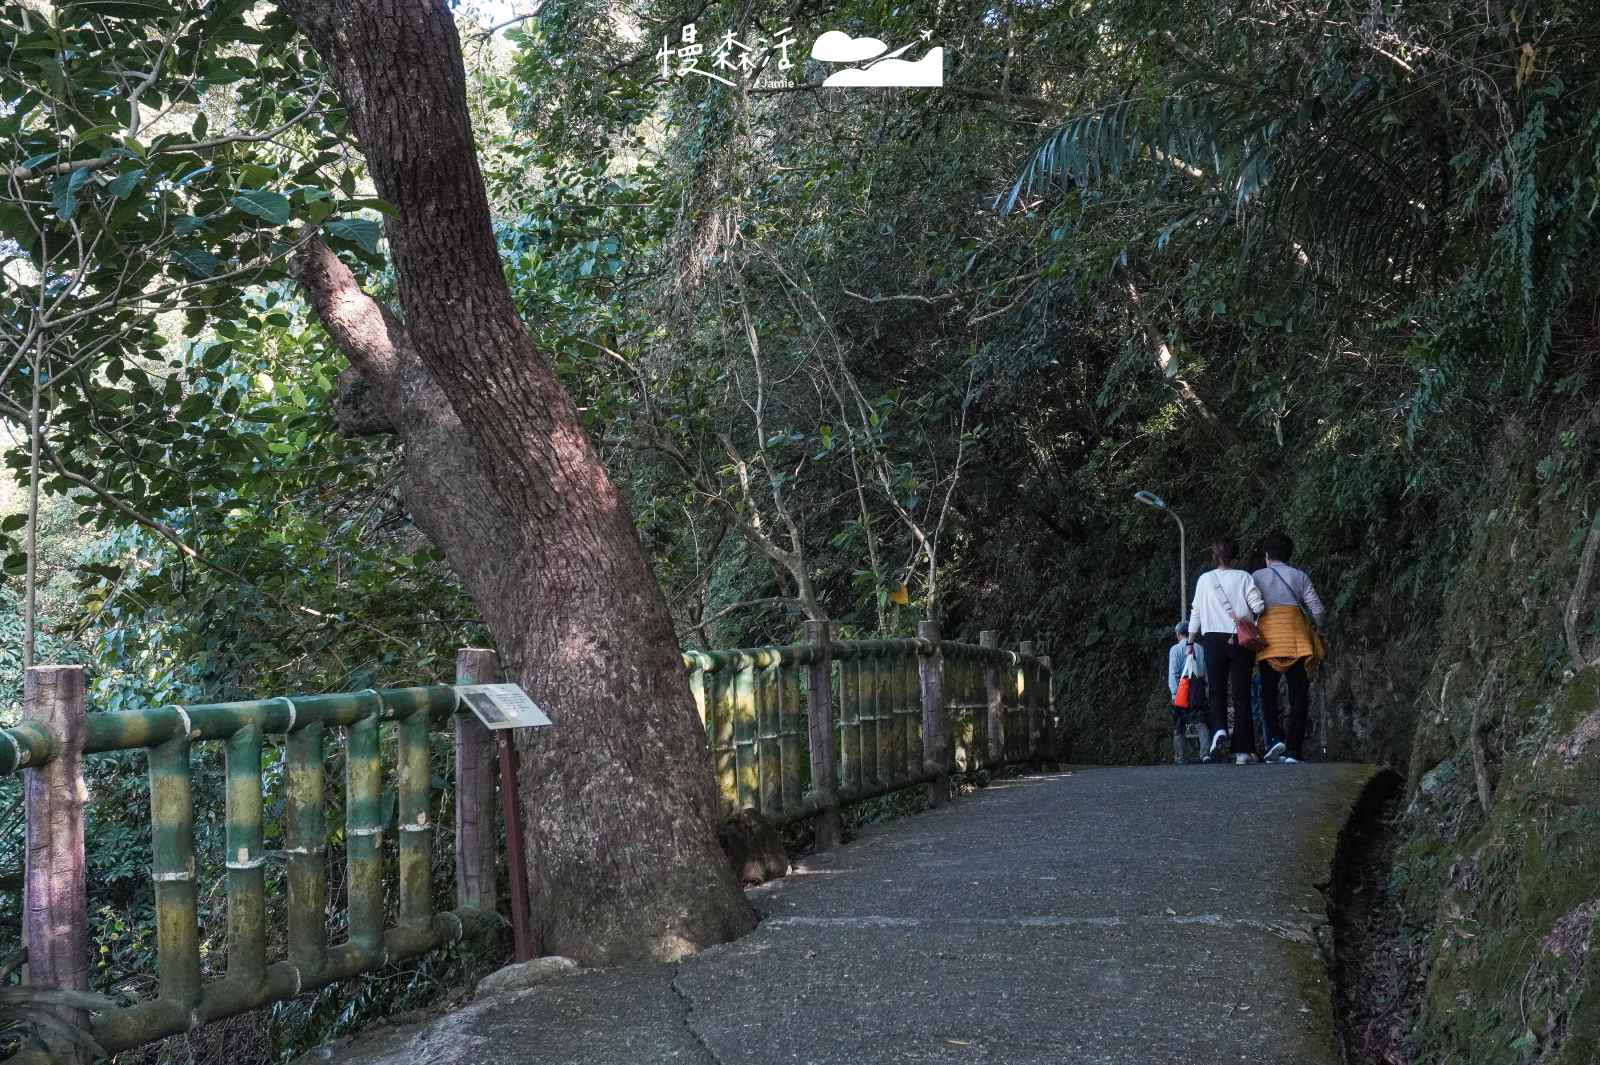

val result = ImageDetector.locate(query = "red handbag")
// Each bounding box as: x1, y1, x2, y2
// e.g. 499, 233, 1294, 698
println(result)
1232, 617, 1266, 652
1213, 575, 1267, 652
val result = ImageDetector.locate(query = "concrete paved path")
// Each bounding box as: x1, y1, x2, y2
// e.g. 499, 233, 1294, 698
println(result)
318, 764, 1375, 1065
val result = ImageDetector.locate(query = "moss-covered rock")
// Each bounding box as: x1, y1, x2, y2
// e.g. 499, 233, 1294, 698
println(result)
1383, 411, 1600, 1064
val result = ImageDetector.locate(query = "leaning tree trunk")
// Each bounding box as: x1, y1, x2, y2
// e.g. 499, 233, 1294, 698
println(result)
278, 0, 754, 963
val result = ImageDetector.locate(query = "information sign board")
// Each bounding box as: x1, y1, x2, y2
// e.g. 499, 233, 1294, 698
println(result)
454, 684, 553, 730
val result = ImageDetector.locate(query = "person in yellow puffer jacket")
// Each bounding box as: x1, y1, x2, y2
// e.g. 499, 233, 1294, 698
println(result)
1251, 531, 1327, 764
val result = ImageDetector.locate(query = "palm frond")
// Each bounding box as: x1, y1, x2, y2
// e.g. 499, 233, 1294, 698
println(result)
1001, 74, 1449, 282
999, 95, 1238, 215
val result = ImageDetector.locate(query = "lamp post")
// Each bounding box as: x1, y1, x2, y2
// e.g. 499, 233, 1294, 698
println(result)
1135, 490, 1186, 624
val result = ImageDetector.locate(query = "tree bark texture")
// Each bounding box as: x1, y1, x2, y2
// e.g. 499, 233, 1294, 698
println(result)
278, 0, 754, 963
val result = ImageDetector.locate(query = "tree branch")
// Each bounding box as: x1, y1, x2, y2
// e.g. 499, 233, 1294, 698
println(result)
747, 83, 1066, 118
682, 597, 803, 637
472, 6, 544, 39
290, 236, 404, 384
6, 88, 331, 181
842, 287, 957, 306
0, 394, 425, 652
941, 85, 1068, 116
1121, 274, 1242, 449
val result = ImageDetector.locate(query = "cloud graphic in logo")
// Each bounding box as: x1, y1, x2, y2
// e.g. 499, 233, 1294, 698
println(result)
811, 30, 889, 64
821, 47, 944, 87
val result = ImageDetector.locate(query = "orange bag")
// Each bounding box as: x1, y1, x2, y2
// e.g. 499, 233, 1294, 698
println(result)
1173, 646, 1197, 709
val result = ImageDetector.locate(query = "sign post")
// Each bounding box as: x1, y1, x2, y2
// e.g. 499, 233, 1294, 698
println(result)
455, 682, 552, 962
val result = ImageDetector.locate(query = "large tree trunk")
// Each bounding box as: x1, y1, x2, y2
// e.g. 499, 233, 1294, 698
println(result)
278, 0, 754, 963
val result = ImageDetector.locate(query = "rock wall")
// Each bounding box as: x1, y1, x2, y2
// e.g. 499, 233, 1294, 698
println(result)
1383, 412, 1600, 1064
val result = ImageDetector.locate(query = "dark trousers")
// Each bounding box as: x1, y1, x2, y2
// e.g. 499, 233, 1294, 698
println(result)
1199, 633, 1256, 756
1259, 660, 1311, 759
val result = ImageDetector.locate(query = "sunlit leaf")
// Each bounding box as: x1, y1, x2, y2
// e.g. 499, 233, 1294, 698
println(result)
231, 188, 292, 225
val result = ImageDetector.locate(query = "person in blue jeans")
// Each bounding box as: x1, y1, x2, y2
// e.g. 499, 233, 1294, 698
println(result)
1167, 622, 1211, 763
1250, 671, 1269, 752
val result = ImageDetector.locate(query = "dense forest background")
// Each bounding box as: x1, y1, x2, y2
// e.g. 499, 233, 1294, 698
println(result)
2, 0, 1599, 1062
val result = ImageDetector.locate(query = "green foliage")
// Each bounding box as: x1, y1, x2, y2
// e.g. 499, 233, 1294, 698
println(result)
0, 585, 85, 723
0, 0, 510, 1053
1, 0, 1598, 1059
467, 0, 1600, 780
0, 0, 387, 578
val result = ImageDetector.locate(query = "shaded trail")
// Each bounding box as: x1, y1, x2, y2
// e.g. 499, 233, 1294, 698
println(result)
315, 764, 1377, 1065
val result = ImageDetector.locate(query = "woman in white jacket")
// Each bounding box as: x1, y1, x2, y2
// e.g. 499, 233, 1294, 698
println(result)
1186, 538, 1266, 764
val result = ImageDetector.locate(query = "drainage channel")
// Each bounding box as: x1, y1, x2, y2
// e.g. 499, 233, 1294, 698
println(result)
1325, 769, 1416, 1065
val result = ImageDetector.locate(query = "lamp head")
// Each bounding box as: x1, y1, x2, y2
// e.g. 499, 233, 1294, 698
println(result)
1134, 490, 1167, 510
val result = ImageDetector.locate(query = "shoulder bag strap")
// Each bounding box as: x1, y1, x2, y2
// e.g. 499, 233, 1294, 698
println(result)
1267, 564, 1314, 625
1211, 571, 1240, 621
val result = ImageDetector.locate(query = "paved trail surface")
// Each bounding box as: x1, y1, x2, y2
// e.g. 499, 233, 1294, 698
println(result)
317, 764, 1374, 1065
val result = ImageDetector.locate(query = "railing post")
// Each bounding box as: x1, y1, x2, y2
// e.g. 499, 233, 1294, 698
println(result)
805, 621, 841, 850
396, 706, 433, 929
756, 651, 782, 819
223, 723, 268, 991
1047, 654, 1067, 762
1039, 653, 1056, 765
454, 648, 498, 912
284, 716, 325, 984
980, 630, 1002, 769
497, 708, 536, 963
901, 653, 920, 783
344, 705, 385, 961
22, 664, 89, 1062
779, 654, 805, 817
733, 653, 757, 810
918, 621, 949, 807
1019, 641, 1037, 766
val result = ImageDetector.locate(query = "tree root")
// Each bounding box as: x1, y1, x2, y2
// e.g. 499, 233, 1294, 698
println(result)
1470, 697, 1494, 818
1469, 658, 1501, 818
1564, 517, 1600, 675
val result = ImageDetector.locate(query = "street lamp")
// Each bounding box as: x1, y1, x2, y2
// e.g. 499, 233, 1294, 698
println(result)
1134, 490, 1186, 624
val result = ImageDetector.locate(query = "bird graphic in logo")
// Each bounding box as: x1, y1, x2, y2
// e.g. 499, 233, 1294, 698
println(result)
811, 28, 943, 87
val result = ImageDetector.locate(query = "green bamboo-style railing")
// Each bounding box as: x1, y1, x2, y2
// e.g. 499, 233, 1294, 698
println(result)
1, 668, 504, 1061
1, 629, 1055, 1062
683, 624, 1058, 825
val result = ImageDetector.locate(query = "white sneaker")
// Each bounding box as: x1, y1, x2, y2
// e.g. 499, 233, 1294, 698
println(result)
1263, 741, 1287, 763
1282, 755, 1300, 764
1235, 753, 1258, 765
1209, 730, 1228, 757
